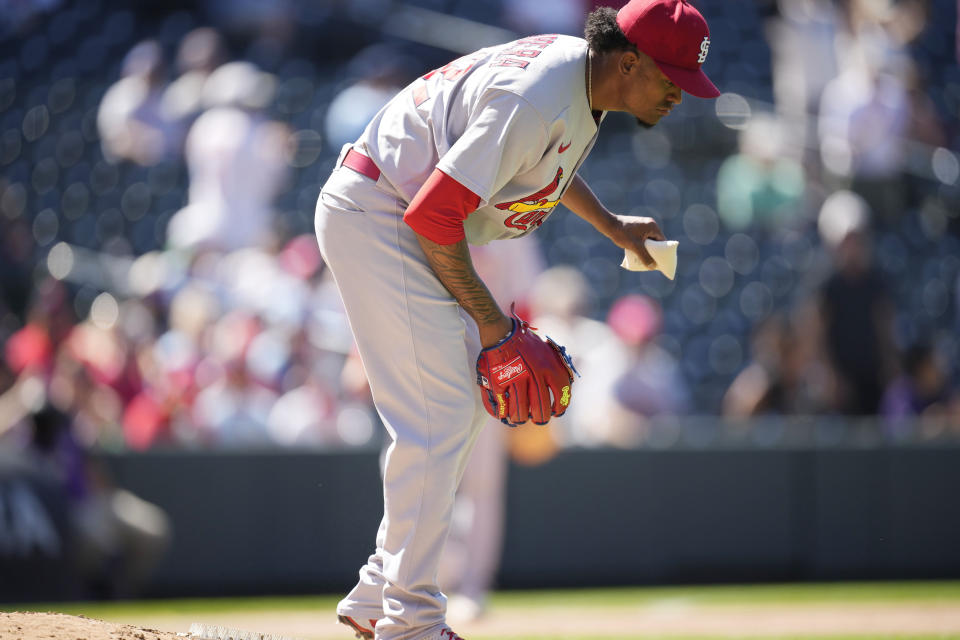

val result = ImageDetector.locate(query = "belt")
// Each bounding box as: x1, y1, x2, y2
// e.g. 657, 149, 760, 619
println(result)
342, 148, 381, 181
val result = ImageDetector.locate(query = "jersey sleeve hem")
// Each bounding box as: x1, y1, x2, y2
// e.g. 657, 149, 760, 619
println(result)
435, 88, 551, 203
432, 165, 492, 206
403, 168, 482, 246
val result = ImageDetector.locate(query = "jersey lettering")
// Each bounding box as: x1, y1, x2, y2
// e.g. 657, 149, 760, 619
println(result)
423, 53, 482, 82
491, 35, 558, 69
501, 48, 545, 58
412, 82, 429, 107
504, 210, 550, 231
516, 35, 559, 46
491, 58, 529, 69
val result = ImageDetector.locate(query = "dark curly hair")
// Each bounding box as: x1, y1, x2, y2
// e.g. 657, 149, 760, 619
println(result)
584, 7, 638, 55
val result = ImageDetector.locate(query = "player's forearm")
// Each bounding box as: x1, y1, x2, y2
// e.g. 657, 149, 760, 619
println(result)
414, 234, 513, 347
560, 174, 620, 239
561, 174, 664, 267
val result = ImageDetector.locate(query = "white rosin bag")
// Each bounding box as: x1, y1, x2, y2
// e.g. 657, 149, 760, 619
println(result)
621, 239, 679, 280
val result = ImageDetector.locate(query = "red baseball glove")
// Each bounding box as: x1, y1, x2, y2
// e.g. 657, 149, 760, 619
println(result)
476, 308, 578, 426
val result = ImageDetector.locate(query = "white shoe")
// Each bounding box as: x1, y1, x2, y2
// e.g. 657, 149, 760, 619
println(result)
339, 615, 468, 640
338, 615, 379, 640
436, 627, 466, 640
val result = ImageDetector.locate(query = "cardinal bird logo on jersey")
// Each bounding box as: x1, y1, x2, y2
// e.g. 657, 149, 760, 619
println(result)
495, 167, 563, 232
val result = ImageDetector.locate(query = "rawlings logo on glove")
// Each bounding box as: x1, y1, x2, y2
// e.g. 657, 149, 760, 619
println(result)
476, 306, 578, 426
494, 358, 525, 383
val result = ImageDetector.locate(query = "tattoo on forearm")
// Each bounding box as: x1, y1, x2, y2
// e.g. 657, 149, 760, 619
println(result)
417, 237, 503, 326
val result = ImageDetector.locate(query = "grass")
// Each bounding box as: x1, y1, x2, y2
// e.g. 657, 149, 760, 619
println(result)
487, 581, 960, 608
5, 581, 960, 639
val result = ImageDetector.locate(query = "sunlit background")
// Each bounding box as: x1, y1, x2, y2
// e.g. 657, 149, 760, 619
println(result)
3, 0, 959, 447
1, 0, 959, 609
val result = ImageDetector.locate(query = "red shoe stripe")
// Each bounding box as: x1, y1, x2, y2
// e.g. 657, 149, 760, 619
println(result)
342, 616, 373, 634
350, 617, 372, 633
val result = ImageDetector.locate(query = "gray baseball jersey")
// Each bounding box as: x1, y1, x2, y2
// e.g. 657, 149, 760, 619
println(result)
357, 34, 605, 244
317, 34, 605, 640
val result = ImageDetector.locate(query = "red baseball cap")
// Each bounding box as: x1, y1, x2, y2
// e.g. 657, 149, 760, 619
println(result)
616, 0, 720, 98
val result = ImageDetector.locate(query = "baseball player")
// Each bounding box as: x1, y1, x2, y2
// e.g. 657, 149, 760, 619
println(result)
314, 2, 720, 639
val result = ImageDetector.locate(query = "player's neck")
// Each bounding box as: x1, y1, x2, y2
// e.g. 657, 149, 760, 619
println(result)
584, 49, 601, 124
586, 49, 593, 111
586, 50, 618, 113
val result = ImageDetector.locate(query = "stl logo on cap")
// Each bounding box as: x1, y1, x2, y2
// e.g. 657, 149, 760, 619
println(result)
616, 0, 720, 98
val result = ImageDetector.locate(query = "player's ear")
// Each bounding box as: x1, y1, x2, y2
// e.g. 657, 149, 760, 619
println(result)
618, 49, 639, 77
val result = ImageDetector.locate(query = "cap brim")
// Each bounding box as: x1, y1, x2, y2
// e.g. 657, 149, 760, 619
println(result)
653, 59, 720, 99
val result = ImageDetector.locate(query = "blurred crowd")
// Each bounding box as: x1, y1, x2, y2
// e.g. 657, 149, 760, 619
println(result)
0, 0, 957, 606
0, 0, 959, 467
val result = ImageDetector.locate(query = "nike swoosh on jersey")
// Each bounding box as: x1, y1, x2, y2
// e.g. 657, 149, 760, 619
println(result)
558, 141, 572, 153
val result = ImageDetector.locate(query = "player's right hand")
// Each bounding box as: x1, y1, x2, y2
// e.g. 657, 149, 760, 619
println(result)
611, 214, 665, 269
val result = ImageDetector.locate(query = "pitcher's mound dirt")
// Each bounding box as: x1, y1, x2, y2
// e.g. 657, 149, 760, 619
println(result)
0, 611, 182, 640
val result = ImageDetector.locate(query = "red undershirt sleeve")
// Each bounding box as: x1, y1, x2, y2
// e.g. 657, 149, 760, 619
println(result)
403, 168, 482, 245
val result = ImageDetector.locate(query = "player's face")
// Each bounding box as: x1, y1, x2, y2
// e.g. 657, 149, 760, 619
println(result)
620, 52, 683, 128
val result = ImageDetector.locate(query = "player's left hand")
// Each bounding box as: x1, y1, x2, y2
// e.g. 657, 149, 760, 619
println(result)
610, 214, 665, 269
476, 308, 578, 426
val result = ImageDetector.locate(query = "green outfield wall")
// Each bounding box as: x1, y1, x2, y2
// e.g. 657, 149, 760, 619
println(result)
2, 440, 959, 600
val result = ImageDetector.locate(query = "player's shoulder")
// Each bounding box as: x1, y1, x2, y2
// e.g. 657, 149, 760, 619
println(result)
481, 35, 586, 120
485, 34, 586, 82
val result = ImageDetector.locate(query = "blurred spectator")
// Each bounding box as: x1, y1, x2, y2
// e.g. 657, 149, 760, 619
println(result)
121, 281, 214, 450
97, 40, 182, 167
767, 0, 841, 157
598, 294, 689, 447
818, 54, 910, 224
956, 269, 960, 343
722, 312, 828, 417
324, 44, 417, 150
716, 112, 806, 232
0, 0, 956, 451
53, 313, 135, 448
189, 310, 277, 446
4, 279, 74, 381
160, 27, 229, 136
842, 0, 927, 56
902, 60, 947, 151
18, 403, 170, 598
5, 320, 54, 380
881, 342, 954, 422
205, 0, 296, 66
0, 0, 63, 37
816, 0, 929, 225
166, 62, 291, 251
807, 191, 896, 414
266, 366, 338, 446
900, 59, 949, 203
0, 212, 34, 325
724, 313, 790, 418
529, 265, 627, 448
502, 0, 586, 35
